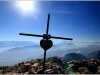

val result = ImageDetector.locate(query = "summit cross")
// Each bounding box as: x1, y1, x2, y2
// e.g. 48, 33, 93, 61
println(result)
19, 13, 73, 74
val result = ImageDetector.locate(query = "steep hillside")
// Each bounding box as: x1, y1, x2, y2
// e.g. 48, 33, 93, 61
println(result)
87, 50, 100, 59
64, 53, 89, 61
95, 51, 100, 59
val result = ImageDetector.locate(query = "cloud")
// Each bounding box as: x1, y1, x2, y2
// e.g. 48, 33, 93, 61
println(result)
31, 10, 77, 14
54, 10, 77, 14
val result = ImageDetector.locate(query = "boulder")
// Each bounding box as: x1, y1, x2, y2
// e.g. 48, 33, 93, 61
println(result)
37, 68, 44, 74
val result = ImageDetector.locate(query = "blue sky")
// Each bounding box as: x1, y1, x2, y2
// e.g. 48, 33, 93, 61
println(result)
0, 1, 100, 43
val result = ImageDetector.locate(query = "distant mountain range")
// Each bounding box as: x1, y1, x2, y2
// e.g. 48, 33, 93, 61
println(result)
0, 45, 43, 66
0, 41, 37, 47
0, 41, 100, 66
59, 41, 100, 47
0, 40, 100, 48
39, 45, 100, 58
0, 41, 38, 53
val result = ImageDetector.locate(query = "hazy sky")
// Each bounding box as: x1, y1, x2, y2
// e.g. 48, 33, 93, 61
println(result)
0, 1, 100, 43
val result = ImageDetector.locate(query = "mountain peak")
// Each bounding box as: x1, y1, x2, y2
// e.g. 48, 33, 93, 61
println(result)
64, 53, 88, 61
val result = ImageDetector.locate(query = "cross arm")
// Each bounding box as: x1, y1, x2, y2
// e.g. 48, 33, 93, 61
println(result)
51, 36, 73, 40
19, 33, 73, 40
19, 33, 43, 37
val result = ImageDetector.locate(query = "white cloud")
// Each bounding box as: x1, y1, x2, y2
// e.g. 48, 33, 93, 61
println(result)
55, 10, 74, 14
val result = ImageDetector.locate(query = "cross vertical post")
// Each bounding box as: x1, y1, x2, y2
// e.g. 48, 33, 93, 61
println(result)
43, 49, 46, 73
19, 13, 73, 74
43, 14, 50, 73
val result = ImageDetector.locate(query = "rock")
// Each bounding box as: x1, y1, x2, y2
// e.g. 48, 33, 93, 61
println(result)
97, 69, 100, 74
82, 70, 90, 74
30, 68, 36, 73
24, 63, 31, 66
45, 68, 58, 74
87, 64, 97, 73
45, 69, 52, 72
0, 70, 3, 74
45, 69, 53, 74
79, 67, 88, 73
31, 63, 39, 68
23, 63, 31, 72
16, 67, 23, 73
25, 72, 29, 74
37, 68, 44, 74
37, 59, 42, 62
40, 66, 43, 69
2, 57, 100, 74
28, 70, 36, 74
52, 68, 58, 74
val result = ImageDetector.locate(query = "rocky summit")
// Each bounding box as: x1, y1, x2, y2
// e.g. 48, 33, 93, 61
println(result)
0, 56, 100, 74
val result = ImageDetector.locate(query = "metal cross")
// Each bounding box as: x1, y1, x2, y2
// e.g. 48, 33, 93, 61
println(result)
19, 14, 73, 74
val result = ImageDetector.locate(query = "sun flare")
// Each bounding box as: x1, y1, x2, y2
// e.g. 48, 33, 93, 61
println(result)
18, 1, 34, 11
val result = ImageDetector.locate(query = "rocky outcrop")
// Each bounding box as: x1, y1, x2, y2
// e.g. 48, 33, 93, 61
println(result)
0, 56, 100, 74
0, 56, 66, 74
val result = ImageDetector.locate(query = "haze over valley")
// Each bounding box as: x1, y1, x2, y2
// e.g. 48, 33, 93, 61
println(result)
0, 41, 100, 66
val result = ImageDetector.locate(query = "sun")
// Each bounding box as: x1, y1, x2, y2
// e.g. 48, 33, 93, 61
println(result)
18, 1, 34, 11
